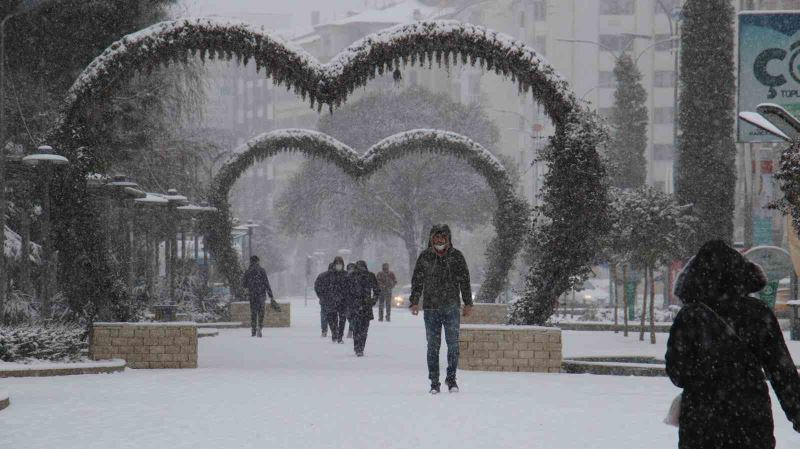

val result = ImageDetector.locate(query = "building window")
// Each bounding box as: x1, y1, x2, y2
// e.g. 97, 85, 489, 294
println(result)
653, 0, 681, 14
654, 107, 674, 125
533, 36, 547, 55
654, 71, 676, 88
599, 71, 616, 87
599, 34, 628, 52
653, 144, 675, 160
600, 0, 635, 15
533, 1, 547, 20
655, 34, 678, 51
519, 12, 526, 28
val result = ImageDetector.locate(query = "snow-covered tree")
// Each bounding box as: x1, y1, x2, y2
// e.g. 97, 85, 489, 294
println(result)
276, 86, 504, 275
675, 0, 736, 252
608, 54, 647, 190
610, 186, 695, 342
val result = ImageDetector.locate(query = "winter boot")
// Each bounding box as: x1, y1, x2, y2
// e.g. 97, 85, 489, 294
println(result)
251, 329, 256, 337
356, 351, 364, 357
321, 331, 327, 338
429, 382, 441, 395
446, 378, 459, 393
337, 339, 344, 344
257, 329, 263, 338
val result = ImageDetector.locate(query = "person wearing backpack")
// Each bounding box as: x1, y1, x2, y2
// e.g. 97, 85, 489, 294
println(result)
666, 239, 800, 449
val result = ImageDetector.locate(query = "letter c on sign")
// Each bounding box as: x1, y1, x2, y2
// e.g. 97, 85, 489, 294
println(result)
754, 48, 788, 87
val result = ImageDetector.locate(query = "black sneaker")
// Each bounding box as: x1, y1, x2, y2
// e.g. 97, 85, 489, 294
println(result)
321, 332, 327, 338
356, 351, 364, 357
251, 330, 256, 337
337, 339, 344, 344
429, 383, 441, 394
257, 329, 262, 338
446, 378, 459, 393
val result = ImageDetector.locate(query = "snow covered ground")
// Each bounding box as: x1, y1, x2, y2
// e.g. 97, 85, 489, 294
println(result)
2, 298, 799, 449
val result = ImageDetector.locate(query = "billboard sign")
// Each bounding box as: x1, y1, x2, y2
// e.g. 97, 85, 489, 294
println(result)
738, 12, 800, 142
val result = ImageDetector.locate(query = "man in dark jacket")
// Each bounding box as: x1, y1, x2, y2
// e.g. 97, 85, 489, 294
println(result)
345, 262, 358, 338
351, 260, 380, 357
409, 224, 472, 394
314, 256, 348, 343
376, 263, 397, 322
666, 240, 800, 449
241, 256, 274, 338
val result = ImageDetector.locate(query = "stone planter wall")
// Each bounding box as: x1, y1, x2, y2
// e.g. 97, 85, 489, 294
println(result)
461, 304, 508, 325
459, 325, 562, 373
0, 392, 9, 412
230, 302, 291, 328
89, 322, 198, 369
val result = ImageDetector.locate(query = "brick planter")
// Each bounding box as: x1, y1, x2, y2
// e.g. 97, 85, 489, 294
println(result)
461, 304, 508, 325
89, 322, 198, 369
459, 325, 562, 373
230, 302, 291, 328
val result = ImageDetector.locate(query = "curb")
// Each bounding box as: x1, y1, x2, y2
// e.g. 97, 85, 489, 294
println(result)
0, 393, 9, 412
0, 360, 126, 378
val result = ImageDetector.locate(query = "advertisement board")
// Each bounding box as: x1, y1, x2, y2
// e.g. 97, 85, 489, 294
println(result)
738, 12, 800, 142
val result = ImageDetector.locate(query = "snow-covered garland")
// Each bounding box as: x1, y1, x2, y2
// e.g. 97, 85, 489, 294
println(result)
205, 129, 528, 302
46, 18, 607, 323
771, 142, 800, 234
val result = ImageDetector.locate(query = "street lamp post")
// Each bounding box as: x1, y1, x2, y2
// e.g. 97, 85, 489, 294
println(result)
134, 192, 169, 298
105, 175, 146, 296
244, 219, 261, 262
22, 145, 68, 317
162, 189, 188, 303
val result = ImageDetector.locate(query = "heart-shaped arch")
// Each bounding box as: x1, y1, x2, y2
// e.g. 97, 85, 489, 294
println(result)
47, 18, 608, 323
205, 129, 527, 302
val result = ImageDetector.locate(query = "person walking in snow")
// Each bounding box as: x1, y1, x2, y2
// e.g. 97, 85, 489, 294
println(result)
241, 256, 275, 338
666, 240, 800, 449
409, 224, 473, 394
314, 256, 348, 342
376, 263, 397, 322
345, 262, 358, 339
351, 260, 380, 357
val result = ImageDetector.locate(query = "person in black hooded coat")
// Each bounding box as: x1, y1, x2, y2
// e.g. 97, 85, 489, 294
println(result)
350, 260, 380, 357
666, 240, 800, 449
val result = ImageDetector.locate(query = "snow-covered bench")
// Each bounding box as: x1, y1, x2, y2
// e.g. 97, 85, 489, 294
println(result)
89, 322, 198, 369
459, 325, 562, 373
230, 302, 291, 328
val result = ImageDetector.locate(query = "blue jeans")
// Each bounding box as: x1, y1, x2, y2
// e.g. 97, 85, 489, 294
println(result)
320, 304, 328, 333
423, 305, 461, 384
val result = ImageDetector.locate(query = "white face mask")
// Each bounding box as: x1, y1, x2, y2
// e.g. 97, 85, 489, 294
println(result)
434, 244, 447, 251
335, 264, 344, 271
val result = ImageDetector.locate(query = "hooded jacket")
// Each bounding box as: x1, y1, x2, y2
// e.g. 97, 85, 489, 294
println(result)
666, 240, 800, 449
241, 262, 273, 299
409, 224, 472, 310
314, 258, 348, 308
352, 260, 380, 320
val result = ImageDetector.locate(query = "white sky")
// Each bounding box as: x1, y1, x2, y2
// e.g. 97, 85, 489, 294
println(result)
179, 0, 368, 33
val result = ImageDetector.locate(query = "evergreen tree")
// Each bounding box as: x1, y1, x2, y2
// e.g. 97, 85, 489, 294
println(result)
675, 0, 737, 251
608, 54, 648, 189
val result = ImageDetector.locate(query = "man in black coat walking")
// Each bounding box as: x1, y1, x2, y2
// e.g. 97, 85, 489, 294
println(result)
241, 256, 275, 338
409, 224, 472, 394
666, 240, 800, 449
351, 260, 380, 357
314, 256, 348, 343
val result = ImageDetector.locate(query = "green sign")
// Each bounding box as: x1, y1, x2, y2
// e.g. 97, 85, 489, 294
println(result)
760, 280, 779, 309
737, 12, 800, 142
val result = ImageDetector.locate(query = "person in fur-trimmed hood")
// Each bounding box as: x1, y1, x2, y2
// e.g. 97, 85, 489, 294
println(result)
409, 224, 473, 394
666, 240, 800, 449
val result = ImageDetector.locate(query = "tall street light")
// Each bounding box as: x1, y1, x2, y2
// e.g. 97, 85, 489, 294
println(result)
162, 189, 188, 303
105, 175, 146, 296
22, 145, 68, 317
0, 0, 61, 312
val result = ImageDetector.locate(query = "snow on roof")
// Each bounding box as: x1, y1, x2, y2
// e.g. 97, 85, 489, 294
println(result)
321, 0, 454, 27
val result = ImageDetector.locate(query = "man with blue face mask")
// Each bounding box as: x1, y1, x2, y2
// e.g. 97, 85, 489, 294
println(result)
409, 224, 473, 394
